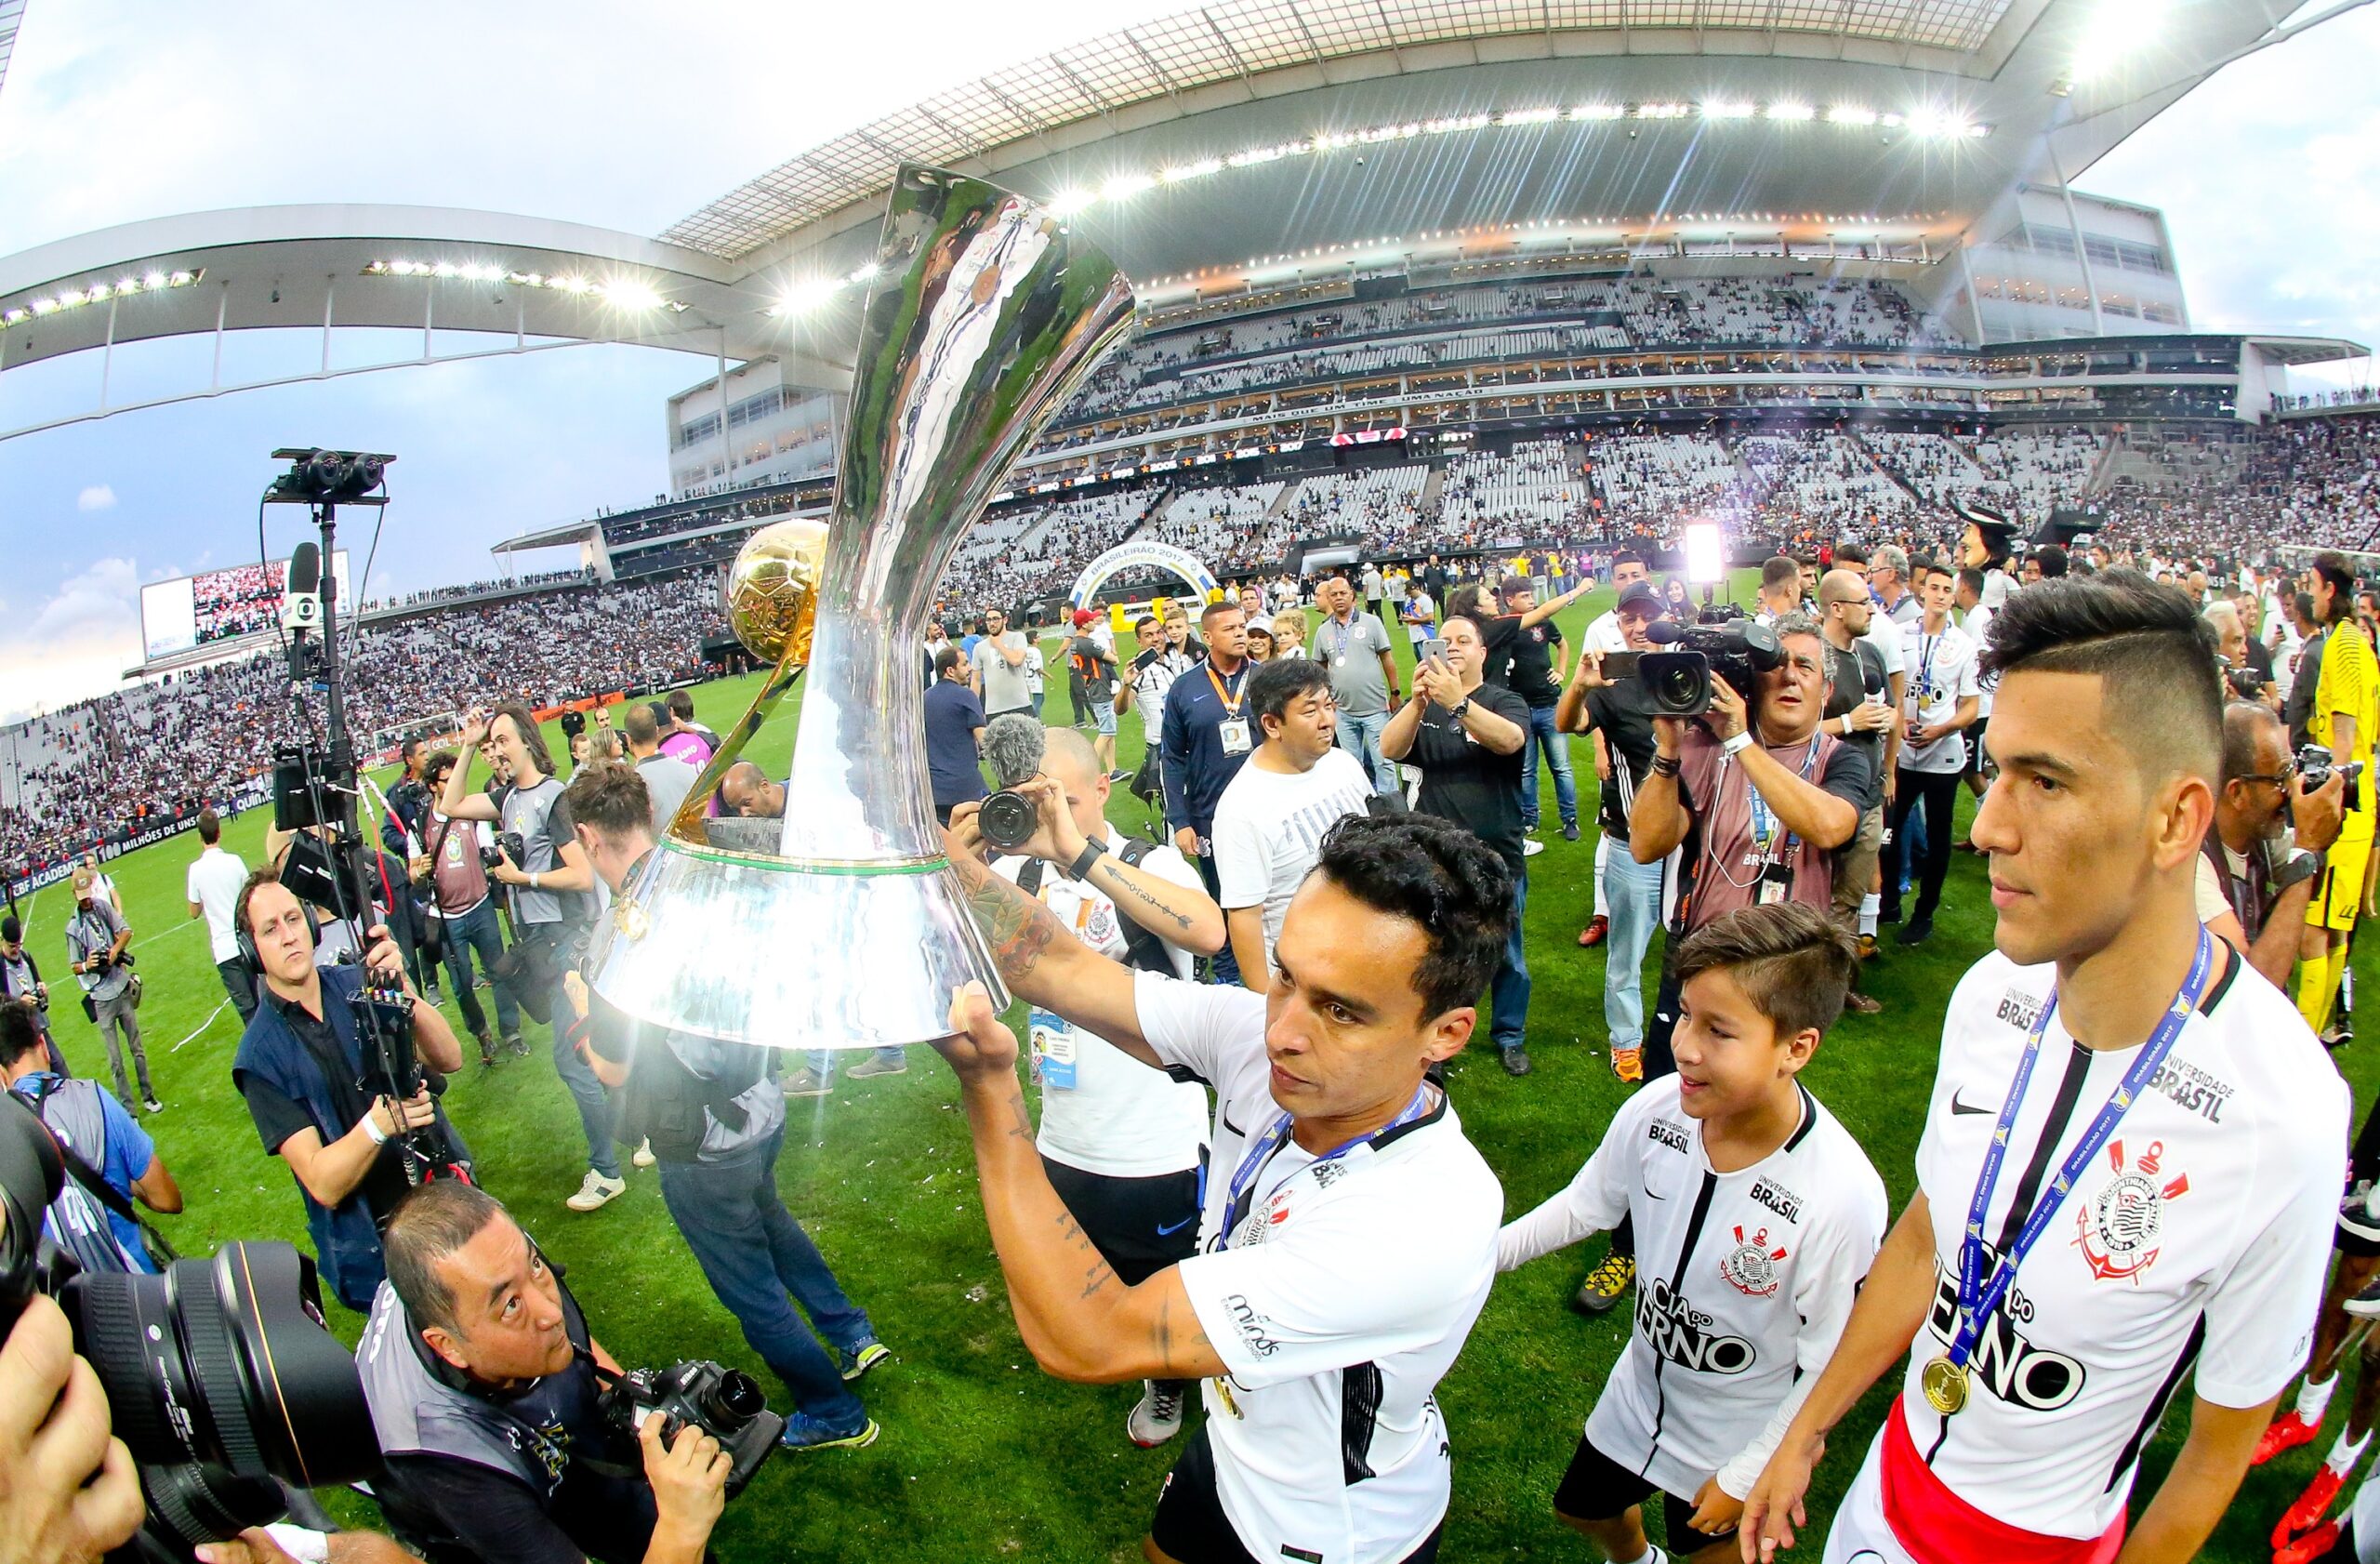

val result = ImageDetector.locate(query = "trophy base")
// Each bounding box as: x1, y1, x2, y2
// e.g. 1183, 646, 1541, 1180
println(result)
584, 832, 1012, 1051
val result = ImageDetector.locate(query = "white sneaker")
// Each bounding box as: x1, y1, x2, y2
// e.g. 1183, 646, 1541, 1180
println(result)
566, 1171, 628, 1212
1522, 838, 1546, 857
631, 1139, 656, 1169
1128, 1380, 1187, 1448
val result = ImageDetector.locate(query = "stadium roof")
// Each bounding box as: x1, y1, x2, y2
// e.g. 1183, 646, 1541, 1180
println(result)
0, 0, 24, 106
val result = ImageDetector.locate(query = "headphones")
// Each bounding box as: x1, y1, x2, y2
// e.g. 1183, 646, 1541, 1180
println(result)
234, 890, 322, 979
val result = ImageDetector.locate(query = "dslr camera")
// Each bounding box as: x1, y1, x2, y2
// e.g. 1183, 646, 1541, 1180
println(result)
976, 789, 1039, 852
600, 1359, 783, 1498
0, 1093, 377, 1561
1633, 615, 1786, 718
2298, 744, 2365, 814
483, 829, 527, 871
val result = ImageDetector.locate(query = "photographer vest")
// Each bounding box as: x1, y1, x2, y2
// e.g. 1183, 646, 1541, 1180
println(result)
9, 1077, 141, 1276
358, 1277, 602, 1501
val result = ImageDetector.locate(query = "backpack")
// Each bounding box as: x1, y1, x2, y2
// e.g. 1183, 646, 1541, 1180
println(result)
1016, 840, 1176, 975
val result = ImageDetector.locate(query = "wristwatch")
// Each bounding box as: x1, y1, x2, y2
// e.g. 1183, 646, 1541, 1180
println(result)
1448, 697, 1472, 720
2270, 850, 2324, 896
1067, 839, 1108, 881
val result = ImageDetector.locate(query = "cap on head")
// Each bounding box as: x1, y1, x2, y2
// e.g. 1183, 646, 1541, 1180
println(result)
1617, 580, 1662, 615
1073, 609, 1094, 628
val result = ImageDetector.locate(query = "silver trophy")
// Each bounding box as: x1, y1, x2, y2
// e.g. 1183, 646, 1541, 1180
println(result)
586, 165, 1135, 1048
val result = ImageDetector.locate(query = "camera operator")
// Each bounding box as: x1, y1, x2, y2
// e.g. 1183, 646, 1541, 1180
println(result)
65, 868, 154, 1115
443, 705, 625, 1213
971, 725, 1224, 1447
0, 1291, 144, 1563
357, 1182, 731, 1564
2299, 551, 2376, 1039
0, 916, 67, 1077
1382, 614, 1535, 1076
1626, 613, 1869, 1079
1556, 580, 1674, 1085
557, 764, 888, 1454
418, 753, 523, 1067
2, 1005, 180, 1276
231, 871, 467, 1313
2202, 701, 2346, 989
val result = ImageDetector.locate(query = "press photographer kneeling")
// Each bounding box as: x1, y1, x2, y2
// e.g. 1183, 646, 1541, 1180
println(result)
231, 872, 469, 1313
357, 1181, 733, 1564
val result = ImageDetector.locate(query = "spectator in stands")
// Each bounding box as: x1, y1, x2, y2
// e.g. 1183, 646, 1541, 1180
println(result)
418, 751, 521, 1067
1311, 576, 1402, 797
924, 647, 988, 828
1384, 613, 1534, 1074
67, 868, 154, 1115
1159, 600, 1256, 982
623, 703, 700, 830
3, 1005, 180, 1276
720, 763, 787, 820
185, 809, 256, 1025
976, 607, 1035, 722
1211, 658, 1375, 989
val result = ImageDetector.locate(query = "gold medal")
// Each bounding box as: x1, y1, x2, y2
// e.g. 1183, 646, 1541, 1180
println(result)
1922, 1355, 1969, 1416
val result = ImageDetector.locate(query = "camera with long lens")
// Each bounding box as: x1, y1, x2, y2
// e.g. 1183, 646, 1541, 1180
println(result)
1633, 619, 1786, 717
0, 1093, 378, 1561
2297, 744, 2365, 814
976, 789, 1039, 852
600, 1359, 783, 1498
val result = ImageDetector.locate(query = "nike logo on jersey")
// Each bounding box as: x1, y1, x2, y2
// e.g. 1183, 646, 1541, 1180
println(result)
1157, 1214, 1197, 1237
1636, 1278, 1755, 1374
1950, 1091, 1992, 1116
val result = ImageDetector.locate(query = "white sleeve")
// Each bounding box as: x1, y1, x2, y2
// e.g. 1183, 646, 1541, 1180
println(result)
1178, 1173, 1494, 1389
185, 864, 199, 901
1210, 794, 1267, 912
2197, 1076, 2352, 1407
1131, 967, 1265, 1088
1955, 640, 1981, 698
1716, 1174, 1889, 1498
1871, 627, 1905, 676
1497, 1095, 1644, 1271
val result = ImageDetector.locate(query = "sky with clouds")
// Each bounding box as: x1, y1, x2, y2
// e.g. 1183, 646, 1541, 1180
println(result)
0, 0, 2373, 720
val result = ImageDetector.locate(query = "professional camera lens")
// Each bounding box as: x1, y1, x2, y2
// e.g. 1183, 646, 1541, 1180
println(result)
139, 1463, 290, 1549
977, 789, 1038, 852
693, 1367, 766, 1435
69, 1240, 377, 1491
1638, 651, 1712, 717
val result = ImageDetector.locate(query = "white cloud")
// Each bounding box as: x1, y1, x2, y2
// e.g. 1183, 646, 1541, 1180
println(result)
0, 558, 144, 722
76, 484, 115, 512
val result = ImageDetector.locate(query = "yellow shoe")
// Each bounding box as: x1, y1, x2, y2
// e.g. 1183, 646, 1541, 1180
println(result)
1610, 1046, 1643, 1084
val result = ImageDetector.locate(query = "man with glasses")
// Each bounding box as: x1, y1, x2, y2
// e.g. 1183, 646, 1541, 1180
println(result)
2200, 701, 2344, 987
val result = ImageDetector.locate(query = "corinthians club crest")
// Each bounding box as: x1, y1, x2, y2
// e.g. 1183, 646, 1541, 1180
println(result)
2074, 1139, 2188, 1285
1720, 1226, 1789, 1298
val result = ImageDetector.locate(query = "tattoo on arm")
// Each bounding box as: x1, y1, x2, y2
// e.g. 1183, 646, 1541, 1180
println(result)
954, 848, 1065, 982
1152, 1294, 1215, 1376
1094, 860, 1192, 934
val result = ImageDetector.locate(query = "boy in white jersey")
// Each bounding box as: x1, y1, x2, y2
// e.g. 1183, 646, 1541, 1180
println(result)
1501, 904, 1885, 1564
1741, 573, 2348, 1564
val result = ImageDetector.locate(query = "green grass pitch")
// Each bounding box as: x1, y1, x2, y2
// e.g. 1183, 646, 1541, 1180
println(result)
21, 572, 2370, 1561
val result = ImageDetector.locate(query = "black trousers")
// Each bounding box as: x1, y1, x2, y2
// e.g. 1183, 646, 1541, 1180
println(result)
1884, 766, 1963, 925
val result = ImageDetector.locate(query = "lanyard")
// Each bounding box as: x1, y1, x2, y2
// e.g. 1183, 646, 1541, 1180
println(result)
1945, 927, 2216, 1374
1212, 1085, 1433, 1253
1916, 630, 1941, 701
1321, 616, 1359, 660
1205, 663, 1248, 717
1744, 736, 1824, 858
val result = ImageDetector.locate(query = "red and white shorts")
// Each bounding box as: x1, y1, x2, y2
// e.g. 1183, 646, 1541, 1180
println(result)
1824, 1402, 2125, 1564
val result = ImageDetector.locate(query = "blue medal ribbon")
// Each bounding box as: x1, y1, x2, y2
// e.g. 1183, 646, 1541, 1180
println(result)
1211, 1085, 1434, 1253
1944, 927, 2216, 1376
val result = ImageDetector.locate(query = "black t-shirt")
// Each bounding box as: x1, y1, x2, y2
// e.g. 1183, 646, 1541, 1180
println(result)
1818, 638, 1889, 812
1408, 685, 1531, 868
1583, 680, 1663, 842
2244, 636, 2276, 686
239, 988, 416, 1225
1501, 617, 1565, 708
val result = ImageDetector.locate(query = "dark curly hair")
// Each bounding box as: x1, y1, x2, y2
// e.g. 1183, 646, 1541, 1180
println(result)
1313, 814, 1513, 1017
1978, 569, 2221, 785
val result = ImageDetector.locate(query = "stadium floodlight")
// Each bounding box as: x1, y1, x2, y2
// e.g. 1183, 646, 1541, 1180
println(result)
1497, 107, 1561, 126
1682, 523, 1726, 586
847, 261, 880, 285
1570, 103, 1625, 121
1766, 102, 1815, 121
2073, 0, 2163, 78
1049, 189, 1097, 217
1828, 104, 1879, 126
602, 280, 664, 311
1700, 100, 1756, 119
1637, 101, 1690, 119
1159, 158, 1223, 182
1102, 173, 1155, 202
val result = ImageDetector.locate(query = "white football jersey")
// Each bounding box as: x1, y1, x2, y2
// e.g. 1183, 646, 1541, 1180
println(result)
1500, 1079, 1887, 1499
1897, 620, 1981, 774
1140, 974, 1502, 1564
1901, 948, 2347, 1539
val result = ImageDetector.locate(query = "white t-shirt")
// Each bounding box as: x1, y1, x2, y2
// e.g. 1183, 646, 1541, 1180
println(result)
1402, 592, 1437, 644
1585, 609, 1630, 656
994, 828, 1209, 1180
1894, 948, 2347, 1539
1141, 974, 1502, 1564
1963, 603, 1998, 718
1897, 620, 1981, 774
1210, 749, 1374, 969
186, 845, 250, 964
1499, 1080, 1886, 1501
1860, 615, 1907, 683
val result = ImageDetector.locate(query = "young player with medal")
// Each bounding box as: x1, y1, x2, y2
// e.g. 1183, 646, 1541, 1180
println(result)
1739, 575, 2348, 1564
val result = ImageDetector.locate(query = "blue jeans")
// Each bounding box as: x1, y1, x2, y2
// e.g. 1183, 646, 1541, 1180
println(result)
1602, 845, 1667, 1051
1335, 709, 1398, 794
440, 901, 519, 1040
804, 1047, 906, 1076
658, 1127, 870, 1429
549, 958, 620, 1180
1490, 867, 1530, 1052
1519, 705, 1578, 829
